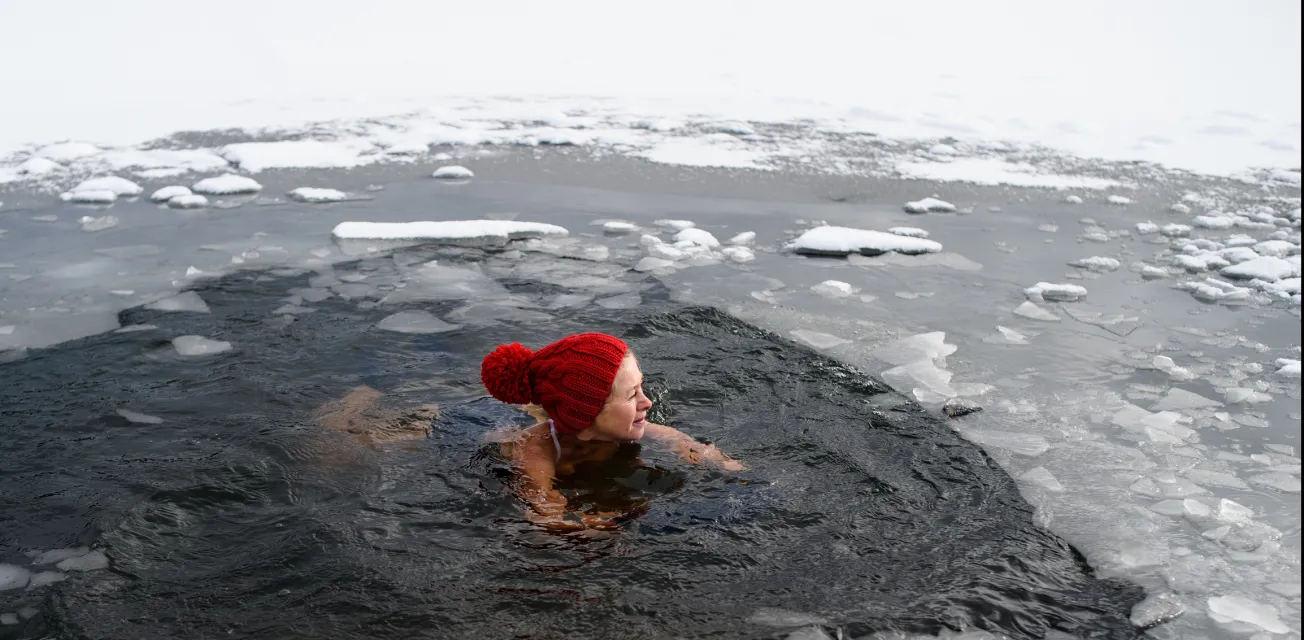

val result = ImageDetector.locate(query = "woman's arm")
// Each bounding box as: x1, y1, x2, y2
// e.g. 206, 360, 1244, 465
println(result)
313, 385, 437, 443
643, 423, 744, 471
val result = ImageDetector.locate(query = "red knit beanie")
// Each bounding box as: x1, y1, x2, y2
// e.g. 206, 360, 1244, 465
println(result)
480, 333, 629, 434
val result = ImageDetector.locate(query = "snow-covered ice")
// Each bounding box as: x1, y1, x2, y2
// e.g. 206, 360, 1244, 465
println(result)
1160, 224, 1192, 238
903, 197, 956, 214
602, 221, 638, 235
720, 246, 755, 262
888, 227, 929, 238
810, 280, 854, 298
1024, 282, 1087, 302
56, 550, 109, 572
220, 140, 375, 172
332, 220, 567, 244
288, 187, 350, 203
654, 219, 695, 231
1275, 358, 1301, 378
68, 176, 142, 198
1070, 256, 1120, 271
173, 335, 232, 356
1194, 215, 1236, 229
726, 231, 756, 245
1106, 195, 1132, 205
192, 174, 262, 195
168, 194, 208, 209
673, 228, 720, 248
788, 226, 942, 256
1135, 222, 1160, 235
149, 185, 191, 202
63, 190, 117, 205
1221, 256, 1300, 282
1063, 195, 1084, 205
431, 165, 474, 180
896, 158, 1120, 189
633, 257, 675, 272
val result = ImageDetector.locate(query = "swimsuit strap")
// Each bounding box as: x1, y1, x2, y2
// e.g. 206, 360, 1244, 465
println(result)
547, 419, 562, 462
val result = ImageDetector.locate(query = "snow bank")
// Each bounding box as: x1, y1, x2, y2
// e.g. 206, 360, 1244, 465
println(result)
788, 225, 943, 256
896, 158, 1120, 189
220, 140, 375, 173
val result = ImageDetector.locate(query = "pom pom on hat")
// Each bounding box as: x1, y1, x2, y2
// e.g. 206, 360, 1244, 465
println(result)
481, 342, 535, 404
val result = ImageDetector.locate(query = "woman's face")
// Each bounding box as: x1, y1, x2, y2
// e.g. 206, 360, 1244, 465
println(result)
584, 355, 652, 442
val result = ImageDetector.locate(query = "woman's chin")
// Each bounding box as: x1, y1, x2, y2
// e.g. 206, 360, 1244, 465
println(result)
626, 421, 647, 441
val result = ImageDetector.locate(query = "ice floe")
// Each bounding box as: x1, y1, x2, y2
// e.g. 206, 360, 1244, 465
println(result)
376, 310, 461, 334
1221, 256, 1300, 282
192, 174, 263, 195
172, 335, 232, 356
1064, 195, 1084, 204
282, 187, 348, 204
787, 226, 942, 256
1070, 256, 1120, 272
1275, 358, 1300, 378
903, 197, 956, 214
1206, 595, 1290, 634
602, 221, 638, 235
1107, 195, 1133, 205
332, 220, 567, 245
149, 185, 191, 202
63, 190, 117, 205
896, 158, 1120, 189
78, 215, 118, 232
145, 291, 210, 313
810, 280, 854, 298
887, 227, 929, 238
654, 219, 695, 230
727, 231, 756, 245
220, 140, 375, 172
168, 194, 208, 209
67, 176, 142, 198
673, 228, 720, 248
431, 165, 474, 180
1024, 282, 1087, 302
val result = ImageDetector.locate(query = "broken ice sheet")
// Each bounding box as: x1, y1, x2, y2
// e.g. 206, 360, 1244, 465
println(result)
955, 427, 1050, 457
1150, 388, 1222, 412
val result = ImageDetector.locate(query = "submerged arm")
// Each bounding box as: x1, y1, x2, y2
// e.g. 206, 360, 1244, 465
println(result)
312, 385, 437, 441
643, 423, 744, 471
513, 434, 619, 532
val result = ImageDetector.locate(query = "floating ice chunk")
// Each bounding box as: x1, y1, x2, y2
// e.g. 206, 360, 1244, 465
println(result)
149, 185, 191, 202
1013, 300, 1060, 321
116, 409, 163, 424
1148, 391, 1220, 417
26, 571, 66, 590
811, 280, 854, 298
333, 220, 567, 244
727, 231, 756, 245
882, 360, 955, 400
989, 325, 1030, 344
1160, 224, 1191, 237
0, 613, 16, 625
56, 550, 108, 571
1218, 247, 1260, 264
790, 329, 850, 350
1150, 499, 1209, 518
168, 194, 208, 209
872, 332, 957, 366
721, 246, 755, 262
1252, 240, 1297, 257
0, 565, 30, 591
173, 335, 232, 356
745, 608, 829, 628
1185, 470, 1249, 490
431, 165, 474, 180
596, 292, 641, 309
192, 173, 263, 195
1217, 499, 1254, 524
1207, 596, 1289, 634
288, 187, 349, 203
376, 310, 461, 334
1178, 278, 1254, 303
1037, 223, 1059, 233
1130, 592, 1184, 629
788, 226, 942, 256
633, 257, 675, 272
1135, 222, 1160, 235
1275, 358, 1300, 378
1024, 282, 1087, 302
654, 219, 695, 230
145, 291, 210, 313
1107, 195, 1132, 205
63, 189, 117, 204
1170, 203, 1192, 214
602, 221, 637, 235
903, 197, 955, 213
957, 428, 1050, 457
69, 176, 142, 197
1019, 466, 1064, 492
1070, 256, 1120, 271
78, 215, 118, 231
784, 627, 834, 640
1224, 388, 1271, 404
888, 227, 929, 238
1194, 215, 1236, 229
219, 140, 374, 172
646, 242, 686, 260
1221, 256, 1300, 281
673, 228, 720, 248
1249, 473, 1301, 493
1064, 195, 1084, 204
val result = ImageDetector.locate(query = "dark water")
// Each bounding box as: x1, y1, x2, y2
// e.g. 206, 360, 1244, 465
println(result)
0, 245, 1144, 639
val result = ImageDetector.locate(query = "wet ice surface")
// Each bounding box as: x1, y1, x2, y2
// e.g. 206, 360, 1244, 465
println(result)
0, 156, 1300, 638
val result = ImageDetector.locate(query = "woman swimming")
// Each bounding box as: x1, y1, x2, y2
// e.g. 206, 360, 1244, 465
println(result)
481, 332, 743, 532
